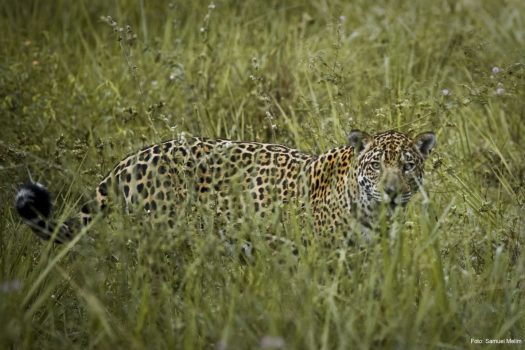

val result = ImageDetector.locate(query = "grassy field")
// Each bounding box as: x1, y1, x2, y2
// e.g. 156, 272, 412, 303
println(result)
1, 0, 524, 349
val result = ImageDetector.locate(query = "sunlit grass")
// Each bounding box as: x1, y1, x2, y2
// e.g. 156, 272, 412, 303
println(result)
1, 0, 524, 349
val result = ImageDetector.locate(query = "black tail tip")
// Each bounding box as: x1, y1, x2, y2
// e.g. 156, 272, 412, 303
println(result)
15, 182, 53, 220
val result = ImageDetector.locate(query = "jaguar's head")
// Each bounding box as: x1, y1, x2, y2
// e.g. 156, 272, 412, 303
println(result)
348, 129, 436, 217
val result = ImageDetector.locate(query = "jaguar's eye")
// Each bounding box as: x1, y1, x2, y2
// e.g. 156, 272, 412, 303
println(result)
403, 162, 415, 172
371, 161, 381, 171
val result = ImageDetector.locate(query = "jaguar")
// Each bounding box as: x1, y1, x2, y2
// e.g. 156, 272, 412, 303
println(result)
15, 130, 436, 244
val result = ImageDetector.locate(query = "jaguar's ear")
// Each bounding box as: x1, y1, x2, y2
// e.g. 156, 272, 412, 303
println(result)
414, 132, 436, 158
348, 130, 372, 153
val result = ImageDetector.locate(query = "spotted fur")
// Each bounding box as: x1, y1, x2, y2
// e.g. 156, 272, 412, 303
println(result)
15, 130, 436, 243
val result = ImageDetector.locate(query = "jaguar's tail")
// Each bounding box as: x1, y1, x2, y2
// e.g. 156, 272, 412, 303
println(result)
15, 183, 77, 243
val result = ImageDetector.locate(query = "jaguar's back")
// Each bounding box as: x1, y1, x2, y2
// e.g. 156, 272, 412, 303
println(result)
95, 136, 314, 223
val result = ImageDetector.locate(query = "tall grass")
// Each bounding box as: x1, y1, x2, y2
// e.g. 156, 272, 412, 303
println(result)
1, 0, 524, 349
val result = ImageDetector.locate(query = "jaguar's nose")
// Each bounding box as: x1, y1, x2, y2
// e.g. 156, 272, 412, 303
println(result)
385, 185, 398, 199
383, 169, 401, 202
